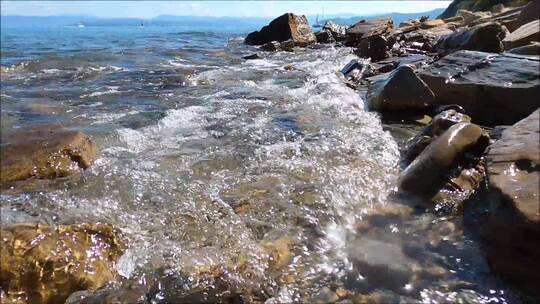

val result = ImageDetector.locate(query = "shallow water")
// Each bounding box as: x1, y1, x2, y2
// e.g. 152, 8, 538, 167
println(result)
1, 26, 516, 302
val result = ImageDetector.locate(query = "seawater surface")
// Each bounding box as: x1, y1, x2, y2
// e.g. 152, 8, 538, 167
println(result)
1, 25, 514, 303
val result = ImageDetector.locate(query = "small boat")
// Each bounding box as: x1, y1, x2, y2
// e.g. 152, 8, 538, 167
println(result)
77, 22, 85, 28
313, 14, 323, 28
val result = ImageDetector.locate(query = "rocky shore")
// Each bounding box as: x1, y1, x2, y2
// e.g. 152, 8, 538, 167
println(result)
1, 1, 539, 303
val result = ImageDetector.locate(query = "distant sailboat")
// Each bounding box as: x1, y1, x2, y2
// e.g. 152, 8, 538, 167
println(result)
313, 9, 324, 28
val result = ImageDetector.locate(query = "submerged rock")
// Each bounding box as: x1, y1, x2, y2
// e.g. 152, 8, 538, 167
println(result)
420, 19, 445, 29
366, 65, 435, 111
0, 223, 124, 304
245, 13, 316, 47
436, 22, 506, 54
502, 19, 540, 50
418, 50, 540, 125
0, 125, 97, 185
346, 17, 393, 46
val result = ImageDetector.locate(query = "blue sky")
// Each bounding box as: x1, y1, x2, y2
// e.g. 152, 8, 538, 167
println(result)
1, 1, 452, 18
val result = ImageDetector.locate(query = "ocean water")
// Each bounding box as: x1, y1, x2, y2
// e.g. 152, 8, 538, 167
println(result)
0, 25, 515, 303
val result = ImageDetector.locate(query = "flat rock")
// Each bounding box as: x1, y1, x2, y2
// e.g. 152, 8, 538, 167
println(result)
0, 223, 124, 304
245, 13, 316, 46
436, 22, 506, 54
420, 19, 445, 29
515, 0, 540, 28
366, 65, 435, 111
346, 17, 393, 46
1, 125, 96, 185
507, 41, 540, 55
502, 19, 540, 50
418, 50, 540, 125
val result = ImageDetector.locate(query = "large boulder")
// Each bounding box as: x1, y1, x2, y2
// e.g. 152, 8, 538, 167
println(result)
436, 22, 506, 54
502, 19, 540, 50
355, 35, 389, 61
484, 109, 540, 297
418, 50, 540, 125
0, 223, 124, 304
346, 17, 393, 46
0, 125, 97, 185
244, 13, 316, 47
366, 65, 435, 111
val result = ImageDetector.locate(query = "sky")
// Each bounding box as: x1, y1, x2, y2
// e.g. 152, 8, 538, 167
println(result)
0, 1, 452, 18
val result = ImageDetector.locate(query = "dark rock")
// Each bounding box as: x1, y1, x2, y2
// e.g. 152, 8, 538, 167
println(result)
322, 20, 347, 41
491, 3, 505, 14
502, 19, 540, 50
436, 22, 506, 54
338, 59, 370, 89
418, 50, 540, 125
315, 30, 335, 44
355, 35, 389, 61
340, 59, 362, 76
244, 13, 316, 46
260, 41, 281, 52
366, 65, 435, 111
346, 17, 393, 46
0, 223, 124, 304
443, 15, 465, 24
243, 53, 262, 60
515, 0, 540, 29
0, 125, 97, 185
280, 39, 295, 52
507, 41, 540, 55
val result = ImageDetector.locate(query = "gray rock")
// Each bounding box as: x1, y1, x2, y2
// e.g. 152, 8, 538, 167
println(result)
436, 22, 506, 54
507, 41, 540, 55
260, 41, 281, 52
502, 19, 540, 50
355, 35, 389, 61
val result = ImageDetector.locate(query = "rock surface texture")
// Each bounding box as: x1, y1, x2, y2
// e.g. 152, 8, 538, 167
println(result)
436, 22, 506, 54
0, 125, 97, 185
502, 19, 540, 49
0, 223, 124, 304
244, 13, 316, 46
418, 50, 540, 125
346, 17, 393, 47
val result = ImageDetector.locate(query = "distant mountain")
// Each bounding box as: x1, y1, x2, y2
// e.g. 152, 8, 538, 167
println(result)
316, 8, 446, 26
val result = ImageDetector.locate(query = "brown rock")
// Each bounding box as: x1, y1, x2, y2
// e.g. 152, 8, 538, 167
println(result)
366, 65, 435, 111
436, 22, 506, 54
418, 50, 540, 125
245, 13, 316, 46
507, 41, 540, 55
355, 35, 389, 61
420, 19, 445, 29
0, 125, 97, 185
0, 223, 124, 304
315, 30, 335, 44
443, 16, 464, 24
502, 19, 540, 50
346, 17, 393, 46
515, 0, 540, 28
458, 10, 491, 25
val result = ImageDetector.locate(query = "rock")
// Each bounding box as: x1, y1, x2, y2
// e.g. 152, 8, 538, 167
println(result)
280, 39, 295, 52
436, 22, 506, 54
398, 122, 488, 198
366, 65, 435, 111
315, 30, 335, 44
484, 109, 540, 297
399, 20, 416, 27
443, 16, 465, 24
311, 287, 339, 304
0, 223, 124, 304
502, 19, 540, 50
0, 125, 97, 184
355, 35, 389, 61
420, 19, 445, 29
260, 41, 281, 52
418, 50, 540, 125
346, 17, 393, 46
243, 53, 262, 60
458, 10, 491, 25
515, 0, 540, 29
322, 20, 347, 41
507, 41, 540, 55
263, 237, 292, 270
244, 13, 316, 46
491, 3, 505, 14
338, 59, 371, 89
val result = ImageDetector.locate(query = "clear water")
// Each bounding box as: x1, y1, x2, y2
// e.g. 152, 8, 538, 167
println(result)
1, 25, 515, 303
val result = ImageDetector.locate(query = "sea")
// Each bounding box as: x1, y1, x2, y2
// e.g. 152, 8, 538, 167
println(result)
0, 23, 518, 303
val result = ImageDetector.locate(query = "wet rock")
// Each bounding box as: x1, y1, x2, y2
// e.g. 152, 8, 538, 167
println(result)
346, 17, 393, 46
502, 19, 540, 50
322, 20, 347, 41
243, 53, 262, 60
418, 50, 540, 125
0, 223, 124, 304
366, 65, 435, 111
245, 13, 316, 47
0, 125, 97, 185
280, 39, 295, 52
260, 41, 281, 52
484, 110, 540, 297
355, 35, 389, 61
507, 41, 540, 55
311, 287, 339, 303
315, 30, 335, 44
399, 123, 489, 200
420, 19, 445, 29
338, 59, 371, 89
263, 237, 292, 270
436, 22, 506, 54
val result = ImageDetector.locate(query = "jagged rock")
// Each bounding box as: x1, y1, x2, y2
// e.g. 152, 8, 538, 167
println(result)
260, 41, 281, 52
436, 22, 506, 54
280, 39, 295, 52
245, 13, 316, 46
0, 223, 124, 304
491, 3, 505, 14
322, 20, 347, 41
315, 30, 335, 44
243, 53, 262, 60
346, 17, 393, 46
515, 0, 540, 28
366, 65, 435, 111
418, 50, 540, 125
399, 122, 489, 200
355, 35, 389, 61
502, 19, 540, 50
507, 41, 540, 55
0, 125, 96, 185
420, 19, 445, 29
484, 109, 540, 297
